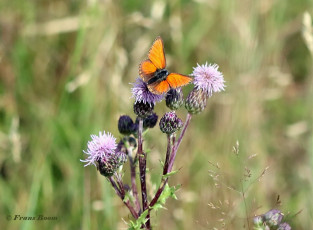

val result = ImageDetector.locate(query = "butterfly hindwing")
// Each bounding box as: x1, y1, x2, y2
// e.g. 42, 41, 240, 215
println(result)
139, 59, 157, 82
148, 80, 170, 95
148, 36, 166, 70
166, 73, 192, 89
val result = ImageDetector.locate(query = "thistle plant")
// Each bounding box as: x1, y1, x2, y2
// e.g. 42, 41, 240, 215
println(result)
253, 209, 292, 230
81, 46, 225, 228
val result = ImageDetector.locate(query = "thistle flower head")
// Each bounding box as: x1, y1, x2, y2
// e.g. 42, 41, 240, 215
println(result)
81, 131, 117, 167
166, 88, 184, 110
159, 111, 183, 134
131, 78, 164, 105
191, 63, 225, 97
264, 209, 284, 227
81, 131, 127, 176
278, 223, 291, 230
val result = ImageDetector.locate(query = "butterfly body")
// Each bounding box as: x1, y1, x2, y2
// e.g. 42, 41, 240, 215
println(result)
139, 36, 192, 95
147, 69, 169, 85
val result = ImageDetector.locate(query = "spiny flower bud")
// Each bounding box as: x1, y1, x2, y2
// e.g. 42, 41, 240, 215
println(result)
97, 152, 126, 177
185, 88, 207, 114
133, 101, 154, 118
136, 113, 158, 129
166, 88, 184, 110
159, 111, 183, 134
118, 115, 136, 135
264, 209, 283, 227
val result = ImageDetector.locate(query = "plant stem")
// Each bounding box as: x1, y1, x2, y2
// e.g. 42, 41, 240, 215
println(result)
137, 118, 149, 229
108, 176, 139, 219
241, 181, 251, 230
148, 114, 192, 209
139, 155, 148, 210
147, 134, 173, 226
163, 134, 173, 174
167, 113, 192, 172
127, 148, 141, 214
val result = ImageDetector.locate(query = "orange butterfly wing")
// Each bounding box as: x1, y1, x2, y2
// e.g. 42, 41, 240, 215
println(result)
166, 73, 192, 89
139, 59, 157, 82
148, 36, 166, 70
148, 80, 170, 95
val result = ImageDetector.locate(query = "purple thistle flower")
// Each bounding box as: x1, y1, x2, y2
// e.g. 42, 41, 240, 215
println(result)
191, 62, 225, 97
264, 209, 284, 227
131, 78, 164, 105
81, 131, 117, 167
278, 223, 291, 230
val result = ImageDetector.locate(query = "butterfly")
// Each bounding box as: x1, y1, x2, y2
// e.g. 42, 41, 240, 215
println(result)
139, 36, 192, 95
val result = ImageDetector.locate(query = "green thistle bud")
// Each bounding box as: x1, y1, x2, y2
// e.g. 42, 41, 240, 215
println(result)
97, 153, 126, 177
166, 88, 184, 110
133, 101, 154, 118
159, 111, 183, 134
185, 88, 207, 114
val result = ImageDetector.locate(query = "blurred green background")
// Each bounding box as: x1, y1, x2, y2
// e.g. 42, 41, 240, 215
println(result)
1, 0, 313, 229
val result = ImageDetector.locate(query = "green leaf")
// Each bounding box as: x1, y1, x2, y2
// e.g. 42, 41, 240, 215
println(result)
150, 184, 181, 211
145, 148, 152, 154
162, 170, 179, 179
127, 209, 149, 230
137, 209, 149, 224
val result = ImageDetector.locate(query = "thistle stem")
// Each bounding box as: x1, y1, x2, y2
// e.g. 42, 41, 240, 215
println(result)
108, 177, 139, 219
148, 114, 192, 211
163, 134, 173, 174
167, 113, 192, 172
147, 134, 173, 225
137, 118, 149, 228
127, 148, 141, 214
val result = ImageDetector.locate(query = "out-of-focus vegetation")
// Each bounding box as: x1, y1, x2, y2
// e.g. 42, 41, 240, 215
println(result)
1, 0, 313, 229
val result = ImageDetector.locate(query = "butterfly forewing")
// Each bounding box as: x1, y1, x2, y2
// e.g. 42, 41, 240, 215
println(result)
139, 59, 157, 82
166, 73, 192, 89
148, 80, 170, 95
148, 37, 166, 70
